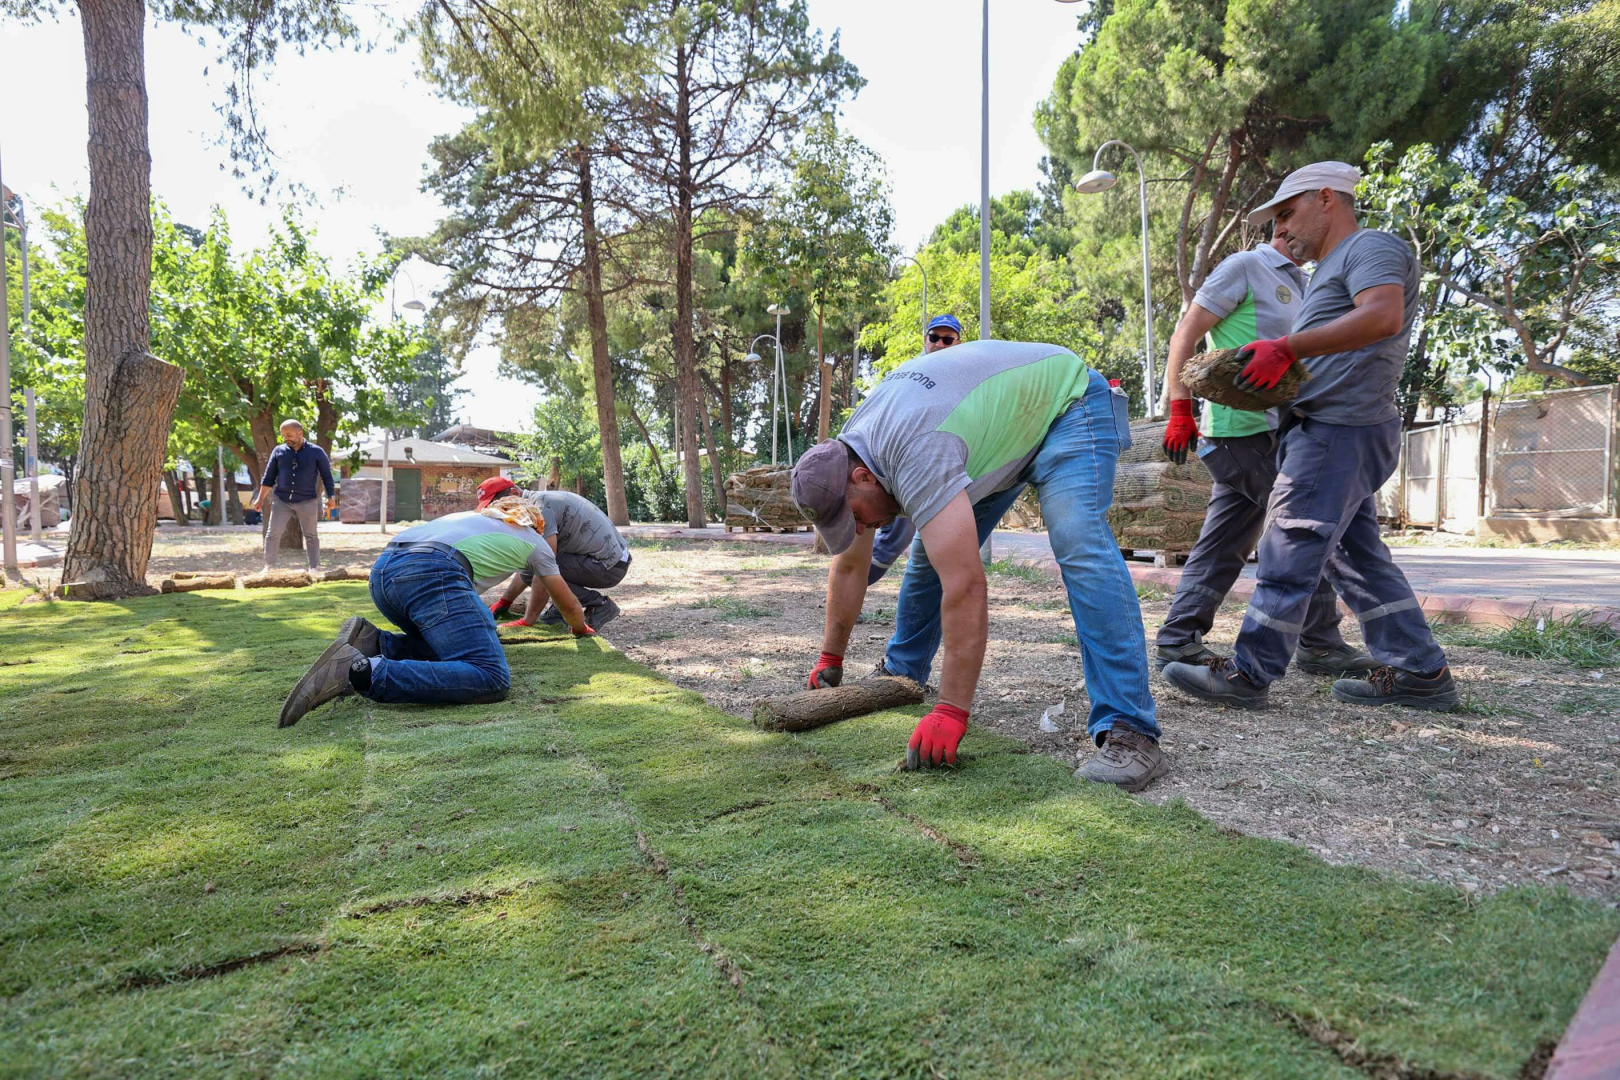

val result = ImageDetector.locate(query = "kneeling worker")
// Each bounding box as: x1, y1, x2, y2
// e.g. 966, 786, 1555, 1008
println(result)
793, 340, 1163, 790
277, 496, 596, 728
1156, 234, 1372, 677
475, 477, 630, 631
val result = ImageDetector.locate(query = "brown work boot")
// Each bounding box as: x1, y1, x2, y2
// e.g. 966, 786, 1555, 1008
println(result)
1075, 726, 1168, 792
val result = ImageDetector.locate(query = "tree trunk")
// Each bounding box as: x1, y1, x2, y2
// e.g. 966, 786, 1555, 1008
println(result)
718, 358, 735, 468
224, 465, 243, 524
162, 469, 187, 525
209, 466, 223, 526
577, 147, 631, 526
549, 457, 562, 490
815, 299, 832, 441
575, 474, 588, 496
696, 389, 726, 516
191, 468, 208, 521
672, 42, 706, 528
627, 398, 665, 478
1187, 132, 1244, 297
60, 0, 185, 600
313, 379, 339, 458
245, 408, 278, 484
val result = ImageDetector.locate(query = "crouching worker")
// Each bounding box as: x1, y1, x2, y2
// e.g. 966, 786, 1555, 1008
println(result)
277, 496, 596, 728
475, 477, 630, 631
794, 340, 1163, 789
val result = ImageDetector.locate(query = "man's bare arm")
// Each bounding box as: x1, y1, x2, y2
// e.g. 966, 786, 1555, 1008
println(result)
820, 526, 876, 657
1287, 284, 1405, 359
1165, 303, 1223, 400
915, 492, 987, 711
537, 574, 588, 631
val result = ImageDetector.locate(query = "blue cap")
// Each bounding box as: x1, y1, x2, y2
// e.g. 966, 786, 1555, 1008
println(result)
926, 314, 963, 335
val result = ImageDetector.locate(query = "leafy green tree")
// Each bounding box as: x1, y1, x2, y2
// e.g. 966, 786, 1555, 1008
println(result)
4, 203, 88, 482
1, 0, 367, 597
516, 395, 602, 495
1036, 0, 1507, 315
745, 116, 894, 442
610, 1, 862, 528
1362, 141, 1619, 390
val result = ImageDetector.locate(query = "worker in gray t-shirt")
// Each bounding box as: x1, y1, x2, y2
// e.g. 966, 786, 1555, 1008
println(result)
476, 478, 631, 631
1162, 160, 1457, 715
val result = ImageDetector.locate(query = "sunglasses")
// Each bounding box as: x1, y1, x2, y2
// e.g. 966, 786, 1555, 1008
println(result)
927, 332, 958, 344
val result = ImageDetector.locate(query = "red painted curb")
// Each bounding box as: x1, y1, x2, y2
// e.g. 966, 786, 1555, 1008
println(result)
1546, 933, 1620, 1080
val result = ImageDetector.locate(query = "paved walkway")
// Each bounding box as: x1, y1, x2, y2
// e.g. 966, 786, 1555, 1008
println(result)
626, 524, 1620, 628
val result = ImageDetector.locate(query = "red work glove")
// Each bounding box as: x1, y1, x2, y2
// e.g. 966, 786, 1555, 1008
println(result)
808, 651, 844, 689
1162, 397, 1198, 465
571, 623, 597, 638
905, 702, 970, 770
1234, 336, 1297, 393
490, 598, 511, 618
500, 617, 534, 629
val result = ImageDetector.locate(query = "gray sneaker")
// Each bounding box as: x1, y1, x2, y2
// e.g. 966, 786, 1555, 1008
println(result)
1295, 643, 1375, 677
1075, 726, 1168, 792
279, 642, 366, 728
1162, 657, 1270, 709
1154, 636, 1226, 672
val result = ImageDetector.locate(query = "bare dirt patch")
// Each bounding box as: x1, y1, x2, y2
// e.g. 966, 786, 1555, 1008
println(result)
602, 538, 1620, 902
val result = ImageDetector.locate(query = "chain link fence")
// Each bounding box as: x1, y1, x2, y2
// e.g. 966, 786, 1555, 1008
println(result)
1387, 384, 1618, 530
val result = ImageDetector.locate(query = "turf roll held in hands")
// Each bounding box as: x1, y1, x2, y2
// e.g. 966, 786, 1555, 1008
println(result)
1181, 347, 1309, 411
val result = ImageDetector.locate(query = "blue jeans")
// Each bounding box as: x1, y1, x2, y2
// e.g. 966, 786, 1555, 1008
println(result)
366, 548, 511, 705
883, 373, 1159, 744
1234, 418, 1446, 685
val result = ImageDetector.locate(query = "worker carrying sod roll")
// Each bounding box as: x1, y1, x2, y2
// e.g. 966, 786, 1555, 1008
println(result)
276, 497, 598, 729
1154, 233, 1373, 681
1160, 160, 1460, 714
791, 340, 1165, 791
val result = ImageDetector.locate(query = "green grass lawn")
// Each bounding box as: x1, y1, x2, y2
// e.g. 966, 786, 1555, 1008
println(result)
2, 586, 1615, 1079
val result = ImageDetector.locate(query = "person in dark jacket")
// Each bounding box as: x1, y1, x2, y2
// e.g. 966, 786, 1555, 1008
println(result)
251, 419, 336, 571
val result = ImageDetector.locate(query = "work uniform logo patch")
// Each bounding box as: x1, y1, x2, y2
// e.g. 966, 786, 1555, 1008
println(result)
1276, 285, 1293, 304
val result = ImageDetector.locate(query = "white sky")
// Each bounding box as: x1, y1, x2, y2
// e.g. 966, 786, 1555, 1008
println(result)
1, 0, 1089, 433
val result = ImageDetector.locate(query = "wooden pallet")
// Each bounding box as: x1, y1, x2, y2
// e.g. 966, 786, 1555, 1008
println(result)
1120, 548, 1193, 568
725, 523, 812, 534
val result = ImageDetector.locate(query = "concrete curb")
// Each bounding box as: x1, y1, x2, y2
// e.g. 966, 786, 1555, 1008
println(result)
1546, 933, 1620, 1080
621, 525, 1620, 631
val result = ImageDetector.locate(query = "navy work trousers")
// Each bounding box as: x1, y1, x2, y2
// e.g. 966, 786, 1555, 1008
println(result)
1157, 432, 1346, 652
1233, 417, 1446, 685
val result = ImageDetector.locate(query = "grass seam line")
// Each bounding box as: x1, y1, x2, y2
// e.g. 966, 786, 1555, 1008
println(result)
635, 831, 746, 992
868, 792, 979, 867
1273, 1006, 1542, 1080
344, 881, 542, 917
116, 941, 324, 991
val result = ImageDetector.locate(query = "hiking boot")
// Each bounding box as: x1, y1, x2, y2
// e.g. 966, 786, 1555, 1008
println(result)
1154, 636, 1227, 672
279, 643, 366, 728
1294, 643, 1375, 677
1162, 657, 1269, 710
340, 615, 382, 658
584, 598, 621, 632
1075, 726, 1168, 792
1331, 666, 1459, 712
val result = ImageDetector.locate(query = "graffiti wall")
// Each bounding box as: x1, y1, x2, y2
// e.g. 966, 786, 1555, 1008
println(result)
421, 467, 487, 519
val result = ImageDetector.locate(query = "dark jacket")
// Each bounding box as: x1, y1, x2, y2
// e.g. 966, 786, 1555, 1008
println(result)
260, 442, 335, 504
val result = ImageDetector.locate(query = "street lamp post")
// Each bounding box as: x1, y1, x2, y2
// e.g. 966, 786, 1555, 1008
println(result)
895, 255, 928, 346
1075, 139, 1158, 419
977, 0, 1088, 342
768, 304, 794, 463
745, 332, 790, 466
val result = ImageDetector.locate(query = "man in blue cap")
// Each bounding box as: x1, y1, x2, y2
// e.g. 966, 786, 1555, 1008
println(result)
859, 315, 964, 591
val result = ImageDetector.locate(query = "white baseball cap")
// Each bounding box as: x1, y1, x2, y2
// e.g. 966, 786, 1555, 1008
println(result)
1248, 161, 1362, 226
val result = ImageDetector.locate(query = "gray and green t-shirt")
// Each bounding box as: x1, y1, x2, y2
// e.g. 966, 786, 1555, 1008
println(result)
519, 490, 630, 576
1189, 243, 1308, 438
1290, 228, 1420, 426
392, 511, 555, 591
837, 340, 1091, 530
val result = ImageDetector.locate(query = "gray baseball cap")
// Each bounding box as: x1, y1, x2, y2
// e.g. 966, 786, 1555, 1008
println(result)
1248, 161, 1362, 226
790, 439, 857, 555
